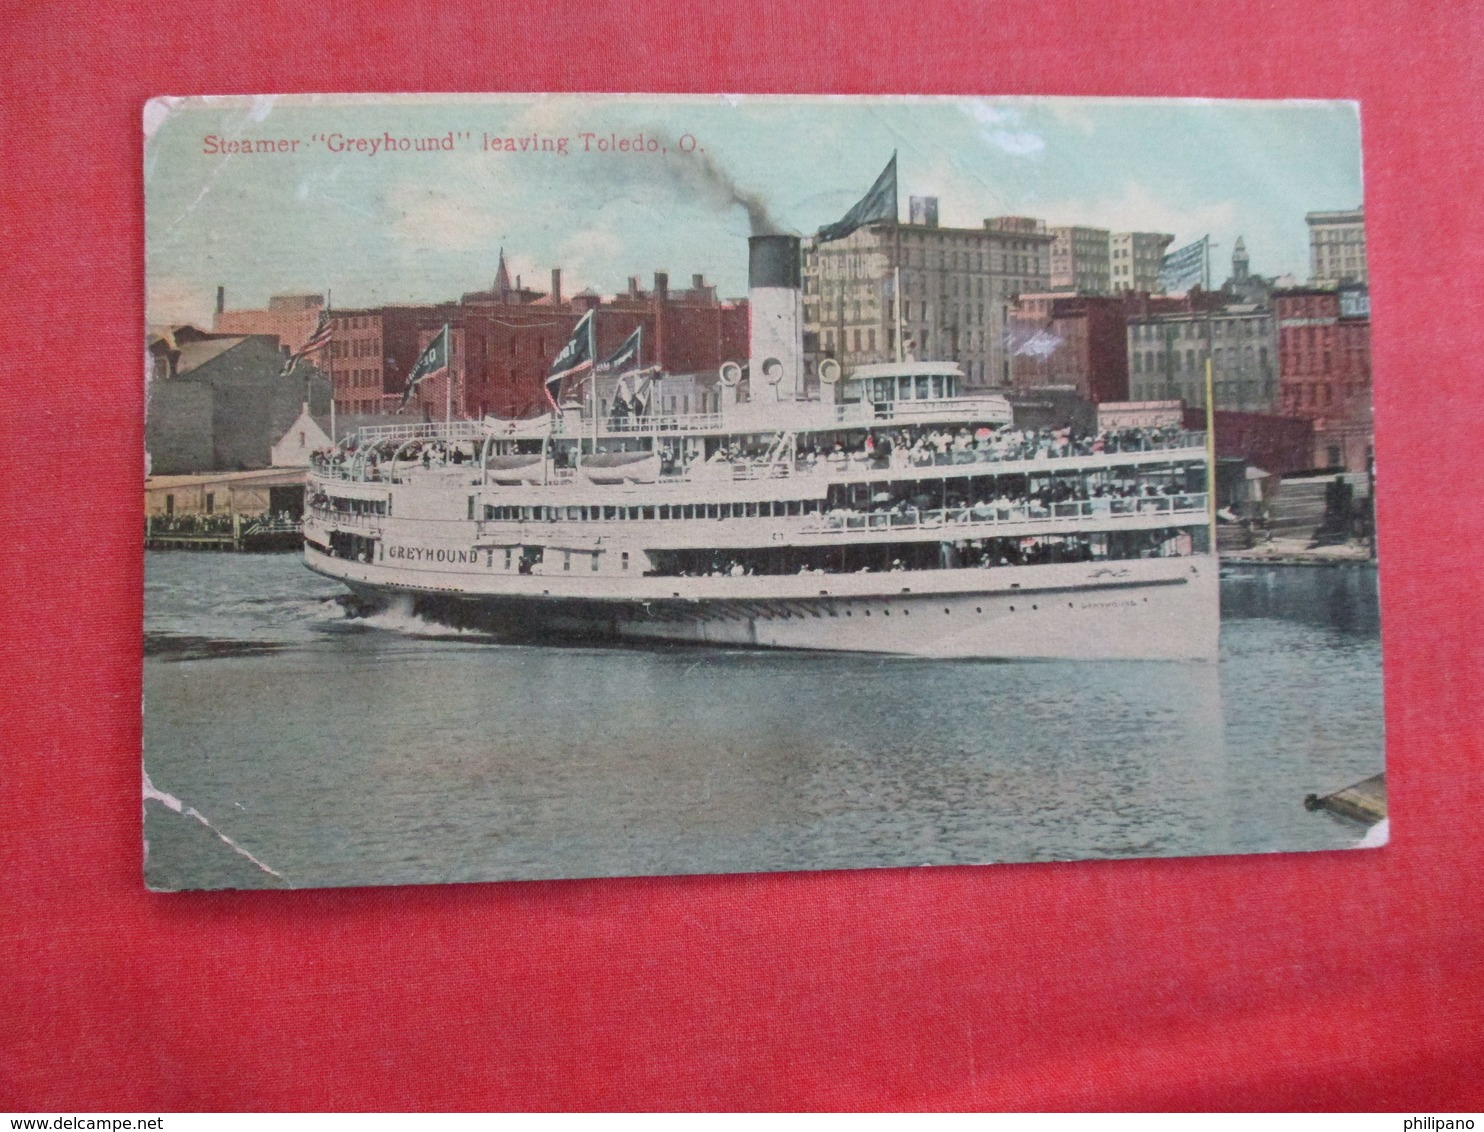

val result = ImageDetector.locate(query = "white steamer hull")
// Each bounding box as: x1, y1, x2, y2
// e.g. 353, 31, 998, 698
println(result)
309, 547, 1219, 661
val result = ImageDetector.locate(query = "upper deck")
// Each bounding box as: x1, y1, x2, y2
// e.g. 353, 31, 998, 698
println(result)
310, 421, 1206, 494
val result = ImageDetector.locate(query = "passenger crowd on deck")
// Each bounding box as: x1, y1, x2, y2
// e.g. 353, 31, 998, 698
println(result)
310, 438, 480, 480
794, 423, 1188, 474
648, 528, 1189, 579
820, 474, 1198, 528
309, 424, 1188, 484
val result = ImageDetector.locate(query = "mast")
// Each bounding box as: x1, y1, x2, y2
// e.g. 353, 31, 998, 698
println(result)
326, 288, 335, 444
589, 312, 598, 450
894, 266, 904, 363
443, 321, 453, 426
1205, 355, 1217, 554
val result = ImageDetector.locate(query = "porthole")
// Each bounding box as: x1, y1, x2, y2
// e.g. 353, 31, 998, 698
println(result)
1009, 605, 1015, 612
944, 608, 950, 615
976, 606, 982, 613
864, 610, 870, 617
1032, 604, 1038, 610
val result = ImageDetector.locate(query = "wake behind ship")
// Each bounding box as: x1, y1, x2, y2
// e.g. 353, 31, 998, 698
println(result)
304, 235, 1219, 660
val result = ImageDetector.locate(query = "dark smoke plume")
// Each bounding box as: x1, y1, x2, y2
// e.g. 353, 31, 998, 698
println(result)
652, 137, 786, 236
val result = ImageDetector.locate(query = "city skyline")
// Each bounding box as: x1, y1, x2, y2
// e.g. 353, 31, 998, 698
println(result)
146, 93, 1364, 325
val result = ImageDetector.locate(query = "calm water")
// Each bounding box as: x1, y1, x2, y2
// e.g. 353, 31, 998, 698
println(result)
142, 551, 1386, 889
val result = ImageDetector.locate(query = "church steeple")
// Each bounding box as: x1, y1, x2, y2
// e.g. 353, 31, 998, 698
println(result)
1232, 236, 1250, 282
494, 248, 512, 297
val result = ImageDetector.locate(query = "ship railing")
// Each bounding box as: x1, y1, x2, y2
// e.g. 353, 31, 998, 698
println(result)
799, 494, 1208, 535
309, 505, 383, 532
836, 396, 1016, 424
795, 433, 1206, 476
603, 411, 726, 434
730, 460, 793, 481
447, 432, 1210, 490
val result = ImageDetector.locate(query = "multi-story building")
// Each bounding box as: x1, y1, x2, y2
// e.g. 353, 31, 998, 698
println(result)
454, 269, 747, 421
213, 291, 326, 354
802, 204, 1053, 391
1110, 232, 1175, 293
1306, 208, 1367, 285
1007, 293, 1131, 404
1275, 285, 1372, 470
216, 254, 752, 424
1126, 301, 1278, 413
146, 327, 331, 474
1048, 226, 1111, 294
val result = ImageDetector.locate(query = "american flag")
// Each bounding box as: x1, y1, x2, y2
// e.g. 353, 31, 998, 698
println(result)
279, 309, 334, 377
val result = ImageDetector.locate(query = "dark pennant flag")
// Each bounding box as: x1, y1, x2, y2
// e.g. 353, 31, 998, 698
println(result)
546, 309, 596, 403
400, 323, 449, 407
817, 153, 898, 243
597, 326, 642, 374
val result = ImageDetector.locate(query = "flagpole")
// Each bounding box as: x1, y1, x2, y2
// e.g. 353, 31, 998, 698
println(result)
326, 289, 335, 444
1205, 355, 1217, 556
444, 321, 452, 427
590, 312, 598, 456
894, 266, 904, 363
892, 153, 903, 366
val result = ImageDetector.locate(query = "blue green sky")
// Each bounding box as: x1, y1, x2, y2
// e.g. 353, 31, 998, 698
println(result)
145, 93, 1362, 324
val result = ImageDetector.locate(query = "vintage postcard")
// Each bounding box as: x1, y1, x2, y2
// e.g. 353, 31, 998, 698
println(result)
143, 93, 1384, 890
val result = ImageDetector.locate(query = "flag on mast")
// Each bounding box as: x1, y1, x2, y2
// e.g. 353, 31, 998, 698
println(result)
400, 323, 450, 408
546, 309, 596, 406
597, 325, 642, 375
817, 153, 898, 243
1159, 236, 1209, 294
278, 307, 334, 377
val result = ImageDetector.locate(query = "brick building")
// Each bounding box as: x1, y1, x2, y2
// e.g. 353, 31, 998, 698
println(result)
213, 291, 325, 355
1184, 408, 1315, 477
1007, 293, 1132, 404
1274, 285, 1373, 471
802, 204, 1054, 392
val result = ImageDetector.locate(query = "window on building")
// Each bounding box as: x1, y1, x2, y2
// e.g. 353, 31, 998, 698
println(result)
204, 493, 214, 515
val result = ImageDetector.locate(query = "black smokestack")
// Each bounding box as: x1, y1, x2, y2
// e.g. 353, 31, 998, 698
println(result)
749, 235, 802, 290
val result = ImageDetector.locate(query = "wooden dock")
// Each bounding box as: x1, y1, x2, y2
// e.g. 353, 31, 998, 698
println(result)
1305, 773, 1386, 823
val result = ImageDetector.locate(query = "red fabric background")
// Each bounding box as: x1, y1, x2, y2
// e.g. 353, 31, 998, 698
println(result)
3, 0, 1482, 1111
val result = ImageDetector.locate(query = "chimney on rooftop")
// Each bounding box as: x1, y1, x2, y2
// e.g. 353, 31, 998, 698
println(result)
654, 271, 669, 301
216, 286, 225, 315
628, 276, 641, 299
551, 268, 562, 305
692, 273, 704, 291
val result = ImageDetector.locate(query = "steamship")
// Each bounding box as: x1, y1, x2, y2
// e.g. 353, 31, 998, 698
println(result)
303, 236, 1219, 660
